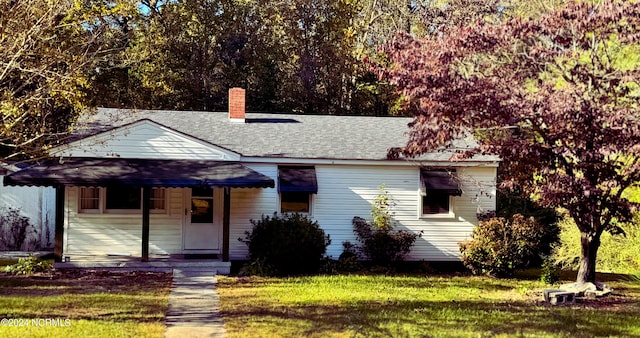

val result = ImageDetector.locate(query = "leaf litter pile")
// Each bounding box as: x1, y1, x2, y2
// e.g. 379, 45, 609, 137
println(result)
0, 269, 172, 296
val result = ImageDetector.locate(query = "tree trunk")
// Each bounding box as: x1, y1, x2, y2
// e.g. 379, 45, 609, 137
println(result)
576, 231, 601, 284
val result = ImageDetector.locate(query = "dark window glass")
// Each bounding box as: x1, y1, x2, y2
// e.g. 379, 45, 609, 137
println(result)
106, 186, 141, 210
281, 192, 310, 213
191, 187, 213, 223
422, 191, 450, 214
192, 187, 213, 197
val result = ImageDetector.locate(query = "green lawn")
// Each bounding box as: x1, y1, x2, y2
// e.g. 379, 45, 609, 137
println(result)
217, 272, 640, 337
2, 267, 638, 338
0, 269, 172, 338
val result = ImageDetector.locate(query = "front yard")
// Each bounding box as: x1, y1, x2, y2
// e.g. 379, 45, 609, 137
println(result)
217, 273, 640, 337
1, 267, 639, 337
0, 269, 171, 338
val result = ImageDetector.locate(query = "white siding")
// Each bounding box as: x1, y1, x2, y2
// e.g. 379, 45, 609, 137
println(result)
53, 121, 239, 160
404, 166, 497, 261
228, 163, 278, 260
0, 176, 56, 250
62, 161, 496, 261
64, 187, 184, 256
313, 165, 496, 261
227, 163, 496, 261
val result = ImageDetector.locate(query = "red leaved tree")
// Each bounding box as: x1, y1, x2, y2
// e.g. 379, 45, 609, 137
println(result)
376, 0, 640, 284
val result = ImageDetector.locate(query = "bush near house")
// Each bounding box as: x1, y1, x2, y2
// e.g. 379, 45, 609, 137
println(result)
350, 217, 419, 265
241, 212, 331, 276
494, 191, 561, 266
461, 190, 562, 278
348, 185, 420, 266
460, 214, 553, 277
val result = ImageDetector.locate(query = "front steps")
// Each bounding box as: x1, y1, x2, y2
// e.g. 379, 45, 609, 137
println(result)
54, 254, 231, 275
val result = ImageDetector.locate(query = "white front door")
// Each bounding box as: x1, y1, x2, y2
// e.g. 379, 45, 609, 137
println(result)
183, 187, 220, 252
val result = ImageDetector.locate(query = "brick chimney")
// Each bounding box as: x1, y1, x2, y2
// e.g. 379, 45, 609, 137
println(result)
229, 87, 246, 123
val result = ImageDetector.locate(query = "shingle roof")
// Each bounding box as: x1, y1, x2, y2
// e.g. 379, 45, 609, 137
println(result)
70, 108, 497, 162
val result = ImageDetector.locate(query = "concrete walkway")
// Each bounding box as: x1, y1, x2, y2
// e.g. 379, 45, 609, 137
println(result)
165, 269, 227, 338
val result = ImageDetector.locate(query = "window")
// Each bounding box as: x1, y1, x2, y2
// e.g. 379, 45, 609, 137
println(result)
79, 187, 100, 211
191, 187, 213, 223
422, 190, 451, 215
281, 192, 311, 213
106, 186, 141, 210
79, 187, 166, 213
278, 166, 317, 214
150, 188, 166, 210
420, 169, 462, 217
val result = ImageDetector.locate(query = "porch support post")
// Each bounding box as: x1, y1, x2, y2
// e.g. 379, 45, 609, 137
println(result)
222, 187, 230, 262
54, 186, 65, 262
141, 186, 150, 262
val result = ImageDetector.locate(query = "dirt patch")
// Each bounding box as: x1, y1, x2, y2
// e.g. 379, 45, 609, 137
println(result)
0, 269, 172, 296
570, 293, 640, 311
529, 291, 640, 311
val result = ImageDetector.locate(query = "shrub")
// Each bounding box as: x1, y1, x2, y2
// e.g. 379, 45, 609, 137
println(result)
540, 255, 560, 284
371, 184, 394, 232
337, 241, 361, 272
460, 214, 550, 277
3, 254, 52, 275
352, 217, 419, 265
241, 212, 330, 276
238, 258, 279, 277
495, 190, 561, 263
351, 185, 420, 265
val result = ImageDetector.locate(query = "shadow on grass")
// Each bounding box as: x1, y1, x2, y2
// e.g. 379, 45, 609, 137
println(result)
380, 275, 517, 292
221, 296, 640, 337
219, 273, 640, 337
0, 270, 172, 322
516, 268, 640, 282
239, 274, 520, 293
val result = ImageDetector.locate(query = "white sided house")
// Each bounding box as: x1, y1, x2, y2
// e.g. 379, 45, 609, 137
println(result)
3, 88, 498, 271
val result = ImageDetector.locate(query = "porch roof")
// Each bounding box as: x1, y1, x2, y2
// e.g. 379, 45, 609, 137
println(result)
3, 157, 275, 188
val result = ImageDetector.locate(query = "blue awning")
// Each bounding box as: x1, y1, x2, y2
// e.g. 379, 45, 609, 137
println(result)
3, 157, 275, 188
421, 169, 462, 196
278, 166, 317, 193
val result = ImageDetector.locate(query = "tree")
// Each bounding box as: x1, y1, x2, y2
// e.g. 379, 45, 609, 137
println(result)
85, 0, 144, 109
376, 0, 640, 284
355, 0, 430, 59
122, 0, 254, 110
100, 0, 366, 114
353, 0, 529, 117
90, 0, 410, 115
0, 0, 123, 161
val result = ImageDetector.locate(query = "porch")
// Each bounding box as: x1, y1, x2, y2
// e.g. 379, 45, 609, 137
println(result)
54, 254, 232, 275
3, 157, 276, 265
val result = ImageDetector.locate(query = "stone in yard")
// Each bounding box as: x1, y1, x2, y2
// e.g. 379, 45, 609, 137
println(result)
543, 281, 615, 305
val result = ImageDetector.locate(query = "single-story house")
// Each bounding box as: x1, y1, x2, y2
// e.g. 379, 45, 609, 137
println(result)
3, 88, 498, 270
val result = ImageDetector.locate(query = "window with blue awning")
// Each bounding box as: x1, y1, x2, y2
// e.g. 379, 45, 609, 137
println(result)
277, 166, 318, 193
278, 166, 317, 214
